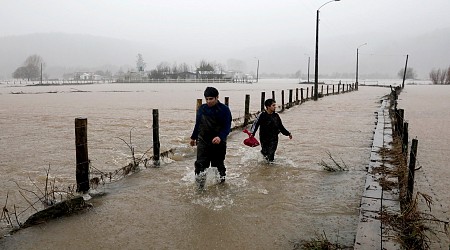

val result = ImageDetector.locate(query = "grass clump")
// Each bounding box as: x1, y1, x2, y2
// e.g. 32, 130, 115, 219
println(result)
292, 231, 352, 250
319, 151, 349, 172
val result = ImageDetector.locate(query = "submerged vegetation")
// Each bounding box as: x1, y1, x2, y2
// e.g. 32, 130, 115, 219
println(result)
292, 231, 352, 250
1, 165, 84, 232
378, 132, 448, 249
382, 88, 449, 249
1, 130, 174, 237
319, 151, 349, 172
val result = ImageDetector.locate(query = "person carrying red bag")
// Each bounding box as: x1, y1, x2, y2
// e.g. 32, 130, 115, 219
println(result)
250, 99, 292, 163
243, 129, 260, 147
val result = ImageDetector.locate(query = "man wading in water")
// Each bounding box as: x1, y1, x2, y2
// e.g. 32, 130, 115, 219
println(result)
250, 99, 292, 163
190, 87, 232, 189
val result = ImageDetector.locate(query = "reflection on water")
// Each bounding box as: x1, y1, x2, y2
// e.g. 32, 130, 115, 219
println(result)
1, 81, 393, 248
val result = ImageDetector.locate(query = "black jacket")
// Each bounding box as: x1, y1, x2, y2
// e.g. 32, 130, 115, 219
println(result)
250, 111, 290, 143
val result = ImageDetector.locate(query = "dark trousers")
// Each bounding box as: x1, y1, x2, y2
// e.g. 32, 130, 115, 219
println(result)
260, 138, 278, 162
195, 140, 227, 176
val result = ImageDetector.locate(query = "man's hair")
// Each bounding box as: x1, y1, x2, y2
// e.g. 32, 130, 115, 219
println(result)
264, 98, 276, 107
204, 87, 219, 97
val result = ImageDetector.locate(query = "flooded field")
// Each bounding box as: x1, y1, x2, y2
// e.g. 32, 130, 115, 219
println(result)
397, 85, 450, 249
0, 80, 403, 249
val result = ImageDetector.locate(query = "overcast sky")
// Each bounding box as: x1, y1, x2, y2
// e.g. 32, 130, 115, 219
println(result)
2, 0, 450, 78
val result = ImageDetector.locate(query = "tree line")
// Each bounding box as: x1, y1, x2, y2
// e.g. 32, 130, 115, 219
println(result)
136, 55, 227, 80
11, 54, 237, 81
429, 67, 450, 84
11, 53, 450, 83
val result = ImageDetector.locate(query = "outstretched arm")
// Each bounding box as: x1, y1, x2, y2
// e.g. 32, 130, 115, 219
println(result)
277, 114, 291, 138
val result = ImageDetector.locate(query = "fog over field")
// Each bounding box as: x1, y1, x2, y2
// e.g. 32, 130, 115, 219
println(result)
1, 0, 450, 79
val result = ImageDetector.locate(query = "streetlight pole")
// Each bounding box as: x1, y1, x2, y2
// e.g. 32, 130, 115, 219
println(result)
314, 0, 340, 101
254, 57, 260, 83
355, 43, 367, 90
256, 59, 259, 83
304, 54, 310, 83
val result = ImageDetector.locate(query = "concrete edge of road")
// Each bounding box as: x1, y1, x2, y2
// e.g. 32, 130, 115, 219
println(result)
354, 97, 401, 249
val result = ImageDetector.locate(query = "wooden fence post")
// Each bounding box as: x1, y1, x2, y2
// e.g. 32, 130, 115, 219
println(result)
394, 107, 399, 133
281, 90, 285, 111
406, 139, 418, 204
288, 89, 293, 108
306, 88, 309, 100
398, 109, 404, 136
224, 96, 229, 106
321, 85, 324, 96
402, 122, 409, 155
75, 117, 89, 193
272, 91, 275, 100
333, 85, 335, 94
153, 109, 160, 166
261, 92, 265, 112
295, 88, 299, 104
244, 94, 250, 126
327, 85, 329, 96
300, 88, 304, 103
196, 99, 202, 112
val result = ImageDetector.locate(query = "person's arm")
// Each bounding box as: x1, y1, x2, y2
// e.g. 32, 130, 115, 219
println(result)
250, 112, 262, 136
277, 114, 292, 138
190, 107, 202, 145
217, 104, 232, 141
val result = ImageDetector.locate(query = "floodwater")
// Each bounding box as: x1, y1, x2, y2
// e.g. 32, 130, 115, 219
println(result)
397, 85, 450, 249
1, 79, 395, 249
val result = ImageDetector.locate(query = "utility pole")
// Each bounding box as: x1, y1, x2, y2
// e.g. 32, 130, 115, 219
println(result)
402, 54, 409, 89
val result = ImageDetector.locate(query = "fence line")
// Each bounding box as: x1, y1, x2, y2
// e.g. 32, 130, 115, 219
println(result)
73, 83, 356, 190
391, 85, 420, 207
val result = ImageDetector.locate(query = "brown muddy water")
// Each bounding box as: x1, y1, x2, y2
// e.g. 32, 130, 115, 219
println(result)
397, 85, 450, 249
1, 80, 396, 249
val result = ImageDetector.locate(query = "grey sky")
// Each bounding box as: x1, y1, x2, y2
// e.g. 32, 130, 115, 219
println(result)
2, 0, 450, 78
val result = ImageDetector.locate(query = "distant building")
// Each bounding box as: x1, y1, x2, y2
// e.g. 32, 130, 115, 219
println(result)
74, 72, 102, 80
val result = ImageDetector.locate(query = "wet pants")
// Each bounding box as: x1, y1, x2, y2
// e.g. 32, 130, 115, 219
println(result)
195, 140, 226, 176
260, 138, 278, 162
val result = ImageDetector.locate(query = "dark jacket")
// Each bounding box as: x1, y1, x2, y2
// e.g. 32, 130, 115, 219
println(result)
250, 111, 290, 143
191, 102, 232, 143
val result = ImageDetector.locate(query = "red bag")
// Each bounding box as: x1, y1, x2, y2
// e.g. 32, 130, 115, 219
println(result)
243, 129, 260, 147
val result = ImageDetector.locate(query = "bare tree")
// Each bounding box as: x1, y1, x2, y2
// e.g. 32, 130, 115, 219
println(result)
179, 63, 191, 73
216, 63, 226, 74
429, 69, 441, 84
429, 67, 450, 85
439, 68, 446, 84
197, 60, 215, 72
196, 60, 216, 79
156, 62, 170, 74
149, 62, 171, 79
12, 54, 45, 80
397, 67, 417, 79
446, 67, 450, 85
171, 62, 180, 74
25, 55, 45, 68
136, 54, 146, 72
